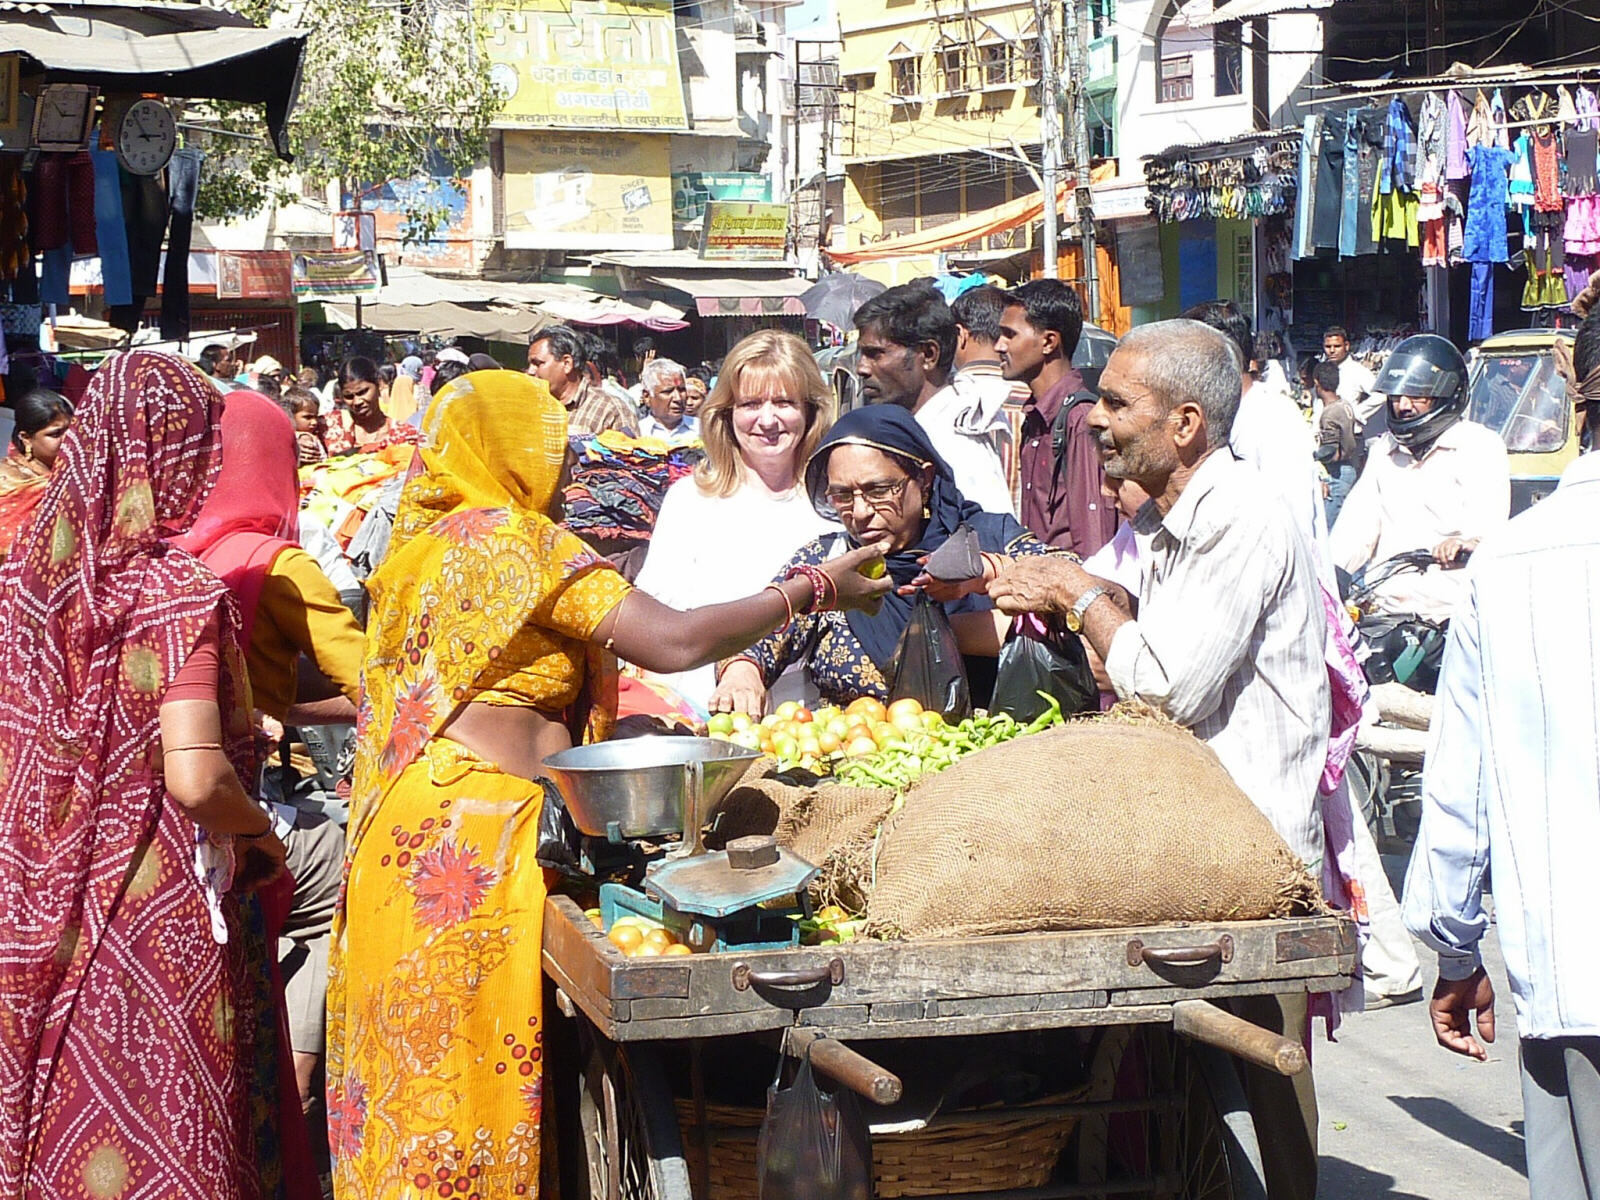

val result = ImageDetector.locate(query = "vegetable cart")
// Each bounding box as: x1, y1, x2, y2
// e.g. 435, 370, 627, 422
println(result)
541, 895, 1356, 1200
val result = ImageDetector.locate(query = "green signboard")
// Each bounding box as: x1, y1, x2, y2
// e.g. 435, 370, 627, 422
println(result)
672, 172, 774, 223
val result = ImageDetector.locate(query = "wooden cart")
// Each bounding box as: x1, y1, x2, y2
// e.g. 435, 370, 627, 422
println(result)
543, 894, 1357, 1200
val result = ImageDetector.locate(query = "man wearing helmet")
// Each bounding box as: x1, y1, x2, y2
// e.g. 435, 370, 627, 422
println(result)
1328, 334, 1510, 623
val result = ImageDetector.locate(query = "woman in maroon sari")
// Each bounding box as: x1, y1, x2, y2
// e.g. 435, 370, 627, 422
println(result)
0, 352, 309, 1199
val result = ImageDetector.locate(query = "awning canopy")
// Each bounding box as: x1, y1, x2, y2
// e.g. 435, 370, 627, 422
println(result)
1177, 0, 1341, 27
826, 182, 1069, 266
314, 267, 689, 336
322, 301, 553, 342
635, 272, 811, 318
0, 1, 308, 156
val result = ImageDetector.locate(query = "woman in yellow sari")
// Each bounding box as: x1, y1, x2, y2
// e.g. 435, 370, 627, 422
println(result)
327, 371, 887, 1199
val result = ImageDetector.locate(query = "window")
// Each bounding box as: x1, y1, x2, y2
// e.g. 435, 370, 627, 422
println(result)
1214, 17, 1243, 97
938, 44, 968, 93
1015, 36, 1040, 82
979, 41, 1011, 86
1089, 0, 1114, 39
1087, 87, 1116, 158
1159, 54, 1193, 103
890, 53, 921, 97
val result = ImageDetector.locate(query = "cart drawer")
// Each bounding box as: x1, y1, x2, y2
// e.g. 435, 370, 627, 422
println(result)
542, 894, 1357, 1042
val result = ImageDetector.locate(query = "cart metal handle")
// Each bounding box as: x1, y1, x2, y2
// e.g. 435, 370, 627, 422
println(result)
731, 957, 845, 992
1127, 934, 1234, 968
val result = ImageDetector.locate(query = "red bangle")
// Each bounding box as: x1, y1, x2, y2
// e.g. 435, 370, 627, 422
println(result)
784, 564, 822, 613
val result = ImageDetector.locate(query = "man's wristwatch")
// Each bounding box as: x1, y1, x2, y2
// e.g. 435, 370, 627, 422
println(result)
1064, 585, 1108, 633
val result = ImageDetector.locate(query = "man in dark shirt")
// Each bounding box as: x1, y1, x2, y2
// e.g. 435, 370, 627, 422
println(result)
995, 280, 1116, 556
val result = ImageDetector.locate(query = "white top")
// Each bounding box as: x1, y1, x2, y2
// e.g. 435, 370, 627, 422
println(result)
1230, 380, 1332, 588
639, 413, 701, 445
916, 383, 1015, 515
1328, 419, 1510, 623
633, 473, 836, 711
1402, 452, 1600, 1038
1335, 357, 1378, 415
1104, 452, 1330, 864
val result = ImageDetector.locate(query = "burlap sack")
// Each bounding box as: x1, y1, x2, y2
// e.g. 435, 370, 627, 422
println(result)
709, 757, 898, 911
862, 719, 1322, 939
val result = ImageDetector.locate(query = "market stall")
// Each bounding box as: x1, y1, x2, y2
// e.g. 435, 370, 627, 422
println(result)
0, 0, 306, 392
538, 699, 1356, 1200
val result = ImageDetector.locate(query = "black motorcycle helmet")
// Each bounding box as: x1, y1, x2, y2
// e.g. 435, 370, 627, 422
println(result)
1374, 334, 1468, 453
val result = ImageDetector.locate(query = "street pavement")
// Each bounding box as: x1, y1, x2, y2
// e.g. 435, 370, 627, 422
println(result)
1315, 855, 1527, 1199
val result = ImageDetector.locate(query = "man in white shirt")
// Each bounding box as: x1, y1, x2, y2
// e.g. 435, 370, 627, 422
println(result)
990, 319, 1330, 860
947, 285, 1027, 495
853, 282, 1013, 514
989, 319, 1329, 1200
1184, 303, 1421, 1003
637, 358, 700, 444
1401, 315, 1600, 1200
1323, 325, 1379, 425
1328, 335, 1510, 624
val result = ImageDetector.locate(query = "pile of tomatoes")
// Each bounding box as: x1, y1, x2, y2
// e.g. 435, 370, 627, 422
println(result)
705, 697, 944, 775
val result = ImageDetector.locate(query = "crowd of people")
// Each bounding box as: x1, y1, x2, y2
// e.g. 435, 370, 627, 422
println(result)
0, 265, 1594, 1200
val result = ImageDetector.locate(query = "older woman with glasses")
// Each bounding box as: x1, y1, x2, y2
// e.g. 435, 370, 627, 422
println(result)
710, 404, 1069, 714
634, 330, 839, 711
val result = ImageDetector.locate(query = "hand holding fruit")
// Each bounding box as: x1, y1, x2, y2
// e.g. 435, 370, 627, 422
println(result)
822, 543, 893, 613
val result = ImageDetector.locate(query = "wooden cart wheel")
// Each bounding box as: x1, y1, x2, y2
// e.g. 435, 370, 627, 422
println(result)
575, 1027, 695, 1200
1074, 1024, 1268, 1200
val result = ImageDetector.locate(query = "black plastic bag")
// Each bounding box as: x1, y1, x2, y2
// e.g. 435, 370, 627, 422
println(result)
757, 1042, 872, 1200
535, 778, 590, 877
888, 590, 971, 723
990, 613, 1098, 724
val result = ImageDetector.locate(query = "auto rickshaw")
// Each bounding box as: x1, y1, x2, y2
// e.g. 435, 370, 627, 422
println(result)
1466, 327, 1580, 514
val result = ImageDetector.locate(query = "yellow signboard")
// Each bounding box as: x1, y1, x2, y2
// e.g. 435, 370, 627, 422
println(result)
700, 201, 789, 262
502, 130, 672, 250
482, 0, 687, 130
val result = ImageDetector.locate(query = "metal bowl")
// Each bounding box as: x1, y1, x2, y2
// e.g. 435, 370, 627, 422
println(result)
541, 736, 762, 842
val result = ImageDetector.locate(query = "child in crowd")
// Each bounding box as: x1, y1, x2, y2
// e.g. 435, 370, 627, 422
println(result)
283, 386, 328, 465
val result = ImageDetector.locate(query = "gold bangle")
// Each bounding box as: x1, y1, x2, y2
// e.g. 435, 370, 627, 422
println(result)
164, 743, 224, 752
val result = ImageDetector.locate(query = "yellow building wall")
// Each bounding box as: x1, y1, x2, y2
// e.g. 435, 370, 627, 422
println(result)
840, 0, 1043, 166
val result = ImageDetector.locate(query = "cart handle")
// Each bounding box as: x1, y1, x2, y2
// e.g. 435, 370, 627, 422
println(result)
1126, 934, 1234, 968
785, 1027, 904, 1105
1172, 999, 1308, 1076
731, 957, 845, 992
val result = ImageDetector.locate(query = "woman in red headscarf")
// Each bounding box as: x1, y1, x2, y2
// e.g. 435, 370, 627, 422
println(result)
174, 388, 366, 1154
0, 353, 308, 1200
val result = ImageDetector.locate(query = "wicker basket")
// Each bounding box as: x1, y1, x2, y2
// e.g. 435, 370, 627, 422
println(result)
675, 1086, 1088, 1200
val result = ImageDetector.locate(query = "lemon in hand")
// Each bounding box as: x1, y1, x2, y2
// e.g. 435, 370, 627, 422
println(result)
858, 557, 886, 580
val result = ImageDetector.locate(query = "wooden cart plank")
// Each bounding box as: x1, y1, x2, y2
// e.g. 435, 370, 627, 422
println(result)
543, 896, 1356, 1042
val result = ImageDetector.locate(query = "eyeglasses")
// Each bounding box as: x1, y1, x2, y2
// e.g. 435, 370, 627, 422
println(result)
823, 476, 912, 511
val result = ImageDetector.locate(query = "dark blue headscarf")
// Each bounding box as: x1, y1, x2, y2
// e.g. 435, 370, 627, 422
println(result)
803, 405, 1027, 670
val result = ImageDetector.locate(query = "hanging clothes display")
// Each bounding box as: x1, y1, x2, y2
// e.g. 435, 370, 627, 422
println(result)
1417, 94, 1450, 267
1567, 86, 1600, 261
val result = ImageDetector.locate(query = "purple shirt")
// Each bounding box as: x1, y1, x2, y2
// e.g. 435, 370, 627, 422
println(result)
1016, 368, 1117, 558
1446, 89, 1469, 181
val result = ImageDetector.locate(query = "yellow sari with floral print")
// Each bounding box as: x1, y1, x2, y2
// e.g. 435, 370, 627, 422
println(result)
326, 371, 630, 1199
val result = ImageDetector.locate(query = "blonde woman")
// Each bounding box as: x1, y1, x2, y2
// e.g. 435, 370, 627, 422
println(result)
634, 330, 838, 712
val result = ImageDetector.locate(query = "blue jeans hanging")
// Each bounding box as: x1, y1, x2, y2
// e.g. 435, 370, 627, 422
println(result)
1469, 261, 1495, 341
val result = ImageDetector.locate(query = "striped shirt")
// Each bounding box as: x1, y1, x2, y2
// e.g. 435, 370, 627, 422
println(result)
1402, 451, 1600, 1038
1104, 451, 1331, 864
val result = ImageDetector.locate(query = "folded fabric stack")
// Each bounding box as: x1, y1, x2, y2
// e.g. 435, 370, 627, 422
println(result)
299, 442, 417, 548
564, 431, 705, 544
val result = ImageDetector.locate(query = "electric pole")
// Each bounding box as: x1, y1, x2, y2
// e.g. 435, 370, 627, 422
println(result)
1063, 0, 1099, 321
1033, 0, 1060, 278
